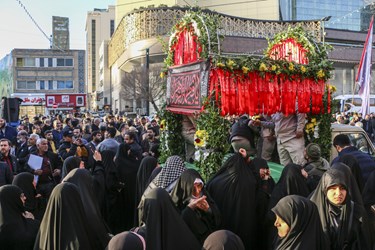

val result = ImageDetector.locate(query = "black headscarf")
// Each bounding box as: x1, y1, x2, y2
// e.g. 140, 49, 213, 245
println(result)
331, 162, 363, 205
272, 195, 329, 250
203, 230, 245, 250
34, 182, 95, 250
269, 163, 310, 210
63, 168, 111, 249
206, 153, 258, 250
108, 231, 145, 250
136, 156, 158, 203
310, 169, 372, 250
251, 157, 275, 194
141, 187, 201, 250
338, 155, 364, 193
0, 185, 40, 250
362, 170, 375, 244
61, 156, 81, 179
170, 169, 221, 243
12, 172, 38, 215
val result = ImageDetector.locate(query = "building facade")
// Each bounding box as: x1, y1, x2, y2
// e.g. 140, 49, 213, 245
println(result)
9, 49, 86, 117
115, 0, 279, 27
85, 6, 115, 111
280, 0, 373, 32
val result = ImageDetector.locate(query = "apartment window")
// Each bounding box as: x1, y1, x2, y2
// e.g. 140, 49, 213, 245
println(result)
110, 19, 115, 37
56, 58, 73, 67
48, 58, 53, 67
39, 58, 44, 67
48, 80, 53, 90
40, 80, 45, 90
16, 58, 24, 67
17, 81, 36, 90
57, 80, 73, 89
25, 58, 35, 67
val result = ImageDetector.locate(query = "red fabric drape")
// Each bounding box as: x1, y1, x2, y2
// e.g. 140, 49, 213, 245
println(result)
173, 27, 201, 66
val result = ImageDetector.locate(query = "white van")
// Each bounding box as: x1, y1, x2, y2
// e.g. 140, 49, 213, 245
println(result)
334, 94, 375, 114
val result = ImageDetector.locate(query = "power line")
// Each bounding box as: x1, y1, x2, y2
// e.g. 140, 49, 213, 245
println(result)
15, 0, 65, 52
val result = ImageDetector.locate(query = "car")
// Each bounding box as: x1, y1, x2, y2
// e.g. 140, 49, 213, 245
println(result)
330, 123, 375, 162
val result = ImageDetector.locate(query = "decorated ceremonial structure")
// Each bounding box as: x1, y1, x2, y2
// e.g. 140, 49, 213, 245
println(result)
159, 10, 333, 179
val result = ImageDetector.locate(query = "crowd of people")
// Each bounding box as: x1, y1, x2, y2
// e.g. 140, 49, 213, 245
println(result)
0, 111, 373, 249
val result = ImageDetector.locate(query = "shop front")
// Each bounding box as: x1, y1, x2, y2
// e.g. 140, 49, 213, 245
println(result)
45, 94, 86, 115
11, 93, 45, 118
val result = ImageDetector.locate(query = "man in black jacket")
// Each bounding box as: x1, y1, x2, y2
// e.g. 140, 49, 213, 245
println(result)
0, 138, 18, 174
15, 130, 29, 173
27, 138, 62, 199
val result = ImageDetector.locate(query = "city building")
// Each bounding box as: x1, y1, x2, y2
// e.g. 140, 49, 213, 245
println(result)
115, 0, 279, 27
7, 48, 86, 117
85, 6, 115, 111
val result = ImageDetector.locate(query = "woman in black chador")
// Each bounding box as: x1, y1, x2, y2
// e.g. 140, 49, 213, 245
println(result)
206, 153, 258, 250
33, 182, 96, 250
110, 143, 140, 232
135, 156, 158, 208
266, 163, 310, 249
0, 185, 40, 250
310, 168, 372, 250
362, 170, 375, 247
63, 168, 111, 250
140, 187, 201, 250
170, 169, 221, 244
12, 172, 44, 220
272, 195, 329, 250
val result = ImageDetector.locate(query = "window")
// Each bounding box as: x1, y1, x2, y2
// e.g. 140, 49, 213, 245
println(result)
17, 81, 36, 90
40, 81, 45, 90
48, 80, 53, 90
56, 58, 73, 67
110, 19, 115, 37
56, 80, 73, 89
39, 58, 44, 67
48, 58, 53, 67
24, 58, 35, 67
57, 58, 65, 66
16, 58, 24, 67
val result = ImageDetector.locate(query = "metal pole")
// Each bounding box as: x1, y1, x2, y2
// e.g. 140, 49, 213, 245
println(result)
146, 48, 150, 116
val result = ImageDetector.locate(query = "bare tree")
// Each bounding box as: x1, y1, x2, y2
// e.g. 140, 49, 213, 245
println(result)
120, 63, 165, 114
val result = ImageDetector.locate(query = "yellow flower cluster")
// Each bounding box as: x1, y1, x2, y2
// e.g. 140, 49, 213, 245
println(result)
160, 120, 166, 131
300, 66, 306, 73
288, 63, 294, 71
194, 130, 208, 148
259, 63, 267, 71
317, 69, 325, 79
305, 118, 317, 134
328, 84, 337, 93
242, 66, 250, 74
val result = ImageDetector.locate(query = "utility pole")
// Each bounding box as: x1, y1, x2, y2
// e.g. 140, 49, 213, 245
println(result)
145, 48, 150, 115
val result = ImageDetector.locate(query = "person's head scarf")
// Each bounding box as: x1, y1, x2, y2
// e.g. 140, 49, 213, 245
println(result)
203, 230, 245, 250
152, 155, 186, 189
34, 182, 95, 250
272, 195, 329, 250
12, 172, 37, 213
61, 156, 81, 179
107, 231, 145, 250
0, 185, 39, 249
337, 155, 364, 192
269, 163, 310, 210
310, 168, 371, 249
141, 187, 201, 250
331, 162, 363, 205
206, 153, 258, 249
63, 168, 111, 249
136, 156, 158, 202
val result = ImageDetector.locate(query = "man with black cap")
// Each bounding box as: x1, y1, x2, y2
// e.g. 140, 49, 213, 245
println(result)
303, 143, 329, 191
58, 130, 79, 160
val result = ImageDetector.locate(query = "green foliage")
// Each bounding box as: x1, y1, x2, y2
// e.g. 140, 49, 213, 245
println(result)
194, 99, 231, 181
158, 106, 185, 163
305, 88, 332, 160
